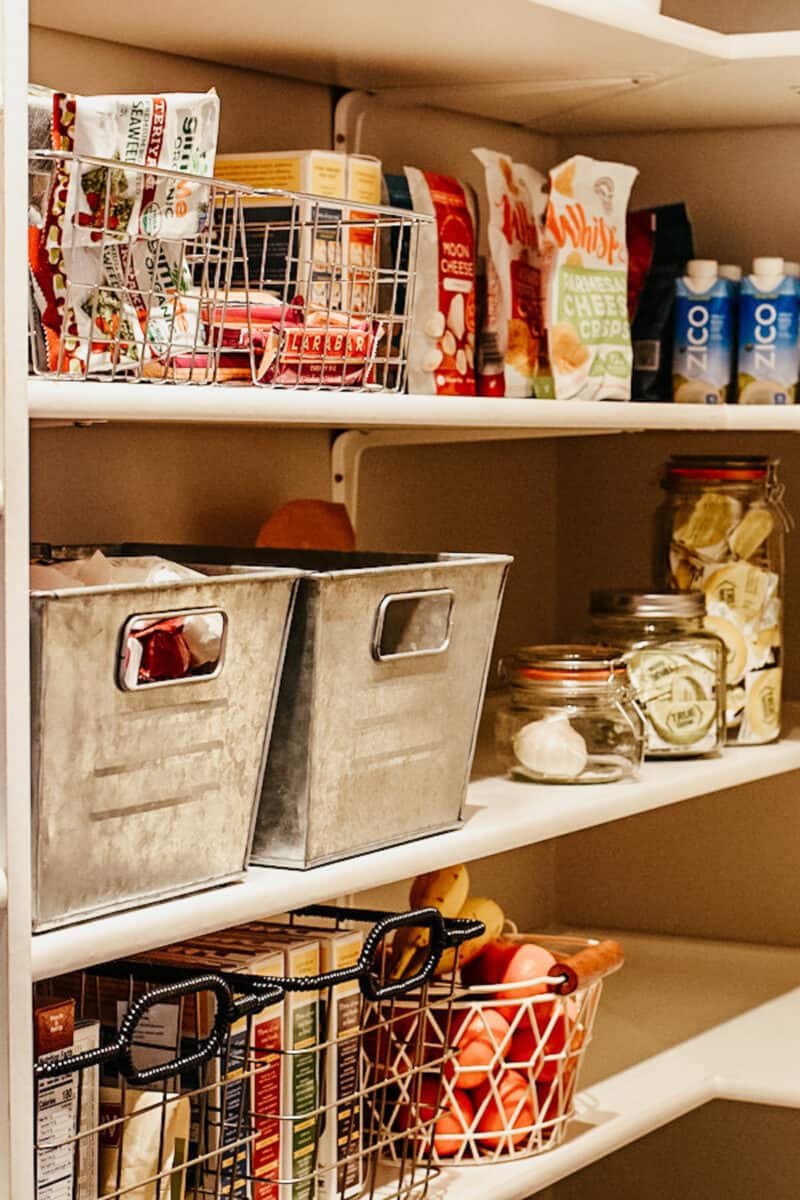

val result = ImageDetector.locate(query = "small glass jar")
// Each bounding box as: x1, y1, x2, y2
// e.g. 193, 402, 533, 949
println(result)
495, 645, 645, 784
588, 591, 725, 758
656, 454, 791, 745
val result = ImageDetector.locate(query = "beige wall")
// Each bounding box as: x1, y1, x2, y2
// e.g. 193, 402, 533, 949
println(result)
559, 127, 800, 267
30, 25, 332, 152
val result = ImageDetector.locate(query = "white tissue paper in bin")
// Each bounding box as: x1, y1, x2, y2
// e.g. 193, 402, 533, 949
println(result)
30, 552, 224, 669
30, 551, 205, 590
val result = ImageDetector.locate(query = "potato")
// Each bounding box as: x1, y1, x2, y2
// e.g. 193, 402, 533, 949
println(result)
399, 1075, 474, 1158
495, 943, 558, 1023
507, 998, 582, 1081
473, 1069, 534, 1151
446, 1008, 510, 1090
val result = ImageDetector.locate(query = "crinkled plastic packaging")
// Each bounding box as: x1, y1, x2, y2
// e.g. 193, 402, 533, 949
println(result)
404, 168, 477, 395
473, 148, 547, 398
34, 90, 219, 375
538, 155, 638, 400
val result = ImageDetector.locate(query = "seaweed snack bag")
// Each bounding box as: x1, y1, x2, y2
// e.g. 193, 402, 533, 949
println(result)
57, 91, 220, 247
472, 148, 546, 397
404, 168, 477, 395
631, 202, 694, 401
35, 91, 219, 375
537, 155, 638, 400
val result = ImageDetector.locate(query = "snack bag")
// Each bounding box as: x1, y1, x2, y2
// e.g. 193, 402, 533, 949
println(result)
473, 148, 546, 397
36, 91, 219, 375
56, 91, 220, 247
537, 155, 638, 401
404, 168, 477, 395
631, 202, 694, 401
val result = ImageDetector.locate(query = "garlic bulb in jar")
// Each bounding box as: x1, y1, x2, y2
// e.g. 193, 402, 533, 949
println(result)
512, 714, 588, 781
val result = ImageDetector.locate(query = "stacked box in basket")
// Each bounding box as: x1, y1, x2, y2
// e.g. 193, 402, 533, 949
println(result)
30, 547, 299, 930
126, 546, 512, 868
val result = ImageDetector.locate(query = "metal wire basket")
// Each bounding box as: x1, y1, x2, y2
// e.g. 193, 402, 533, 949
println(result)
369, 932, 624, 1165
221, 189, 428, 392
28, 151, 430, 392
32, 905, 483, 1200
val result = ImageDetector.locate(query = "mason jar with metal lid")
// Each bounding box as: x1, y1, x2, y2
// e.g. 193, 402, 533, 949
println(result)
494, 645, 645, 784
589, 590, 725, 758
657, 454, 791, 745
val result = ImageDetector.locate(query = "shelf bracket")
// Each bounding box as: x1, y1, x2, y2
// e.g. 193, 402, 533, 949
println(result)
330, 425, 622, 531
334, 91, 375, 156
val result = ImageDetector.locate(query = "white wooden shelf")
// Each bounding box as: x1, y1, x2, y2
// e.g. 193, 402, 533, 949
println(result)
27, 380, 800, 433
31, 705, 800, 981
29, 0, 800, 133
423, 930, 800, 1198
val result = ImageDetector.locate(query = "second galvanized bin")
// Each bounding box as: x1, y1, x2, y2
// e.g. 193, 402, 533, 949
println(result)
133, 547, 511, 867
253, 550, 511, 867
31, 551, 299, 930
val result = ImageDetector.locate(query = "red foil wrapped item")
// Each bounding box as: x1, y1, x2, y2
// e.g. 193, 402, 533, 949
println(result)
133, 618, 192, 684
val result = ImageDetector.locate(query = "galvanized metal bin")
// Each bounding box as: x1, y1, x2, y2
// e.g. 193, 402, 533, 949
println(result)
31, 548, 299, 930
125, 546, 511, 868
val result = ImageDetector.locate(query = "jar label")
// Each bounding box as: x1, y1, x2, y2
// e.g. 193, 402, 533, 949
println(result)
626, 644, 722, 754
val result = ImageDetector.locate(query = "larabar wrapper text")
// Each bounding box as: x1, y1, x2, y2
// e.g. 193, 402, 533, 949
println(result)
537, 155, 638, 401
405, 168, 476, 395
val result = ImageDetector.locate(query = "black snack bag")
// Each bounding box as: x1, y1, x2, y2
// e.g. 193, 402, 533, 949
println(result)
630, 203, 694, 402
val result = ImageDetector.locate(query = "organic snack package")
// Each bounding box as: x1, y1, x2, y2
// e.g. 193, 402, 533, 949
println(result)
34, 90, 220, 375
472, 148, 546, 397
537, 155, 638, 400
404, 168, 477, 395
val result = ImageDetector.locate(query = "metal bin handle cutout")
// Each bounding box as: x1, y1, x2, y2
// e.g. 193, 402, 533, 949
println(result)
372, 589, 454, 662
117, 608, 227, 691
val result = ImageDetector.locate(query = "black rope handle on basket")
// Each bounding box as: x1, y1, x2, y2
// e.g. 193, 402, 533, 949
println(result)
34, 973, 284, 1084
185, 906, 485, 1005
291, 905, 486, 1001
32, 905, 485, 1080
